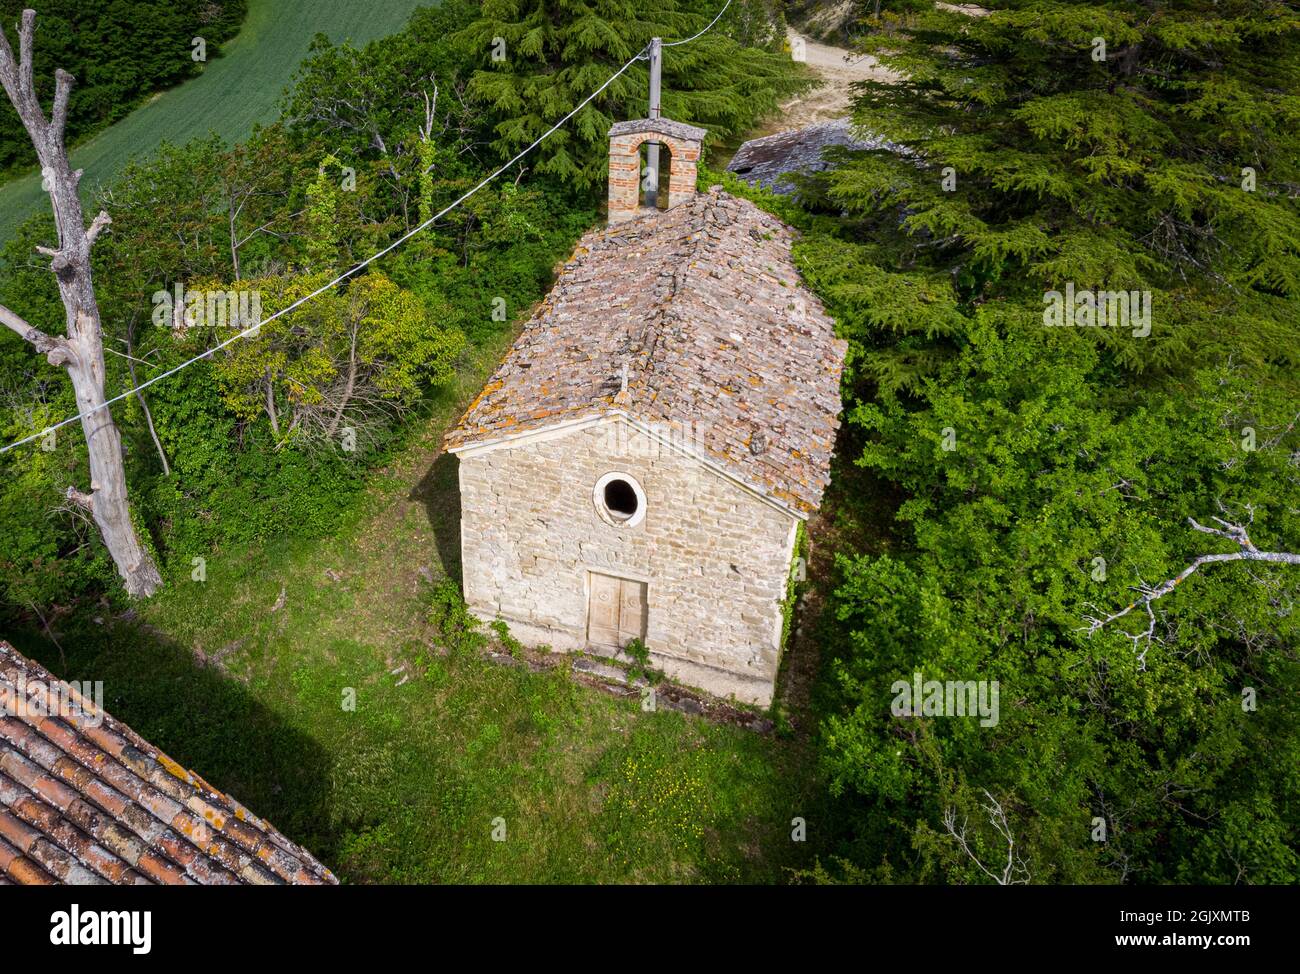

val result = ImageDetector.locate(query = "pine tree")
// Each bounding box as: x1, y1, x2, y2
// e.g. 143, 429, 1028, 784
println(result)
774, 0, 1300, 886
813, 0, 1300, 377
455, 0, 811, 189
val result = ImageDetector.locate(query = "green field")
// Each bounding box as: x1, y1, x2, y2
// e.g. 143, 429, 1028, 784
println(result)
0, 0, 432, 237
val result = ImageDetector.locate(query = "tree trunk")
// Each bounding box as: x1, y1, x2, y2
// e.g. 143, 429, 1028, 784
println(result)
63, 336, 162, 596
229, 200, 241, 282
126, 314, 170, 477
0, 10, 161, 597
328, 329, 359, 436
265, 367, 280, 437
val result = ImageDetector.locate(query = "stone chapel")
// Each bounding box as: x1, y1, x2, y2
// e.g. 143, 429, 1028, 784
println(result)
445, 116, 845, 706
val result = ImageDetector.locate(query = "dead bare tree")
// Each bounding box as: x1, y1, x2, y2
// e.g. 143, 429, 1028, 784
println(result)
0, 9, 161, 597
1080, 502, 1300, 665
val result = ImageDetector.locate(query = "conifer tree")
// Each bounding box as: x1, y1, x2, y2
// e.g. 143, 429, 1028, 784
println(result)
781, 0, 1300, 885
812, 0, 1300, 379
456, 0, 811, 189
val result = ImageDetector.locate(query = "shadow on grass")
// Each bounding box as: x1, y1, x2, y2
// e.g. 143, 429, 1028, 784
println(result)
409, 449, 463, 586
2, 618, 342, 875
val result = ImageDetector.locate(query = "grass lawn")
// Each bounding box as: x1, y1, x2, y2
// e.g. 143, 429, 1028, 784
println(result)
9, 332, 827, 884
0, 0, 432, 237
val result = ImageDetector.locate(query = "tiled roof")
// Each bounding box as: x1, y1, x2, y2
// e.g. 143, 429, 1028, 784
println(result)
726, 119, 899, 195
0, 641, 336, 885
445, 187, 846, 515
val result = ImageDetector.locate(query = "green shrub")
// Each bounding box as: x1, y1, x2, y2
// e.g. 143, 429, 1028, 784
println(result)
428, 579, 486, 657
620, 636, 661, 683
489, 618, 523, 658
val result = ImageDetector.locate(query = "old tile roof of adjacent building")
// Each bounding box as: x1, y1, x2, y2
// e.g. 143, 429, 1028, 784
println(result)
0, 641, 336, 885
445, 187, 847, 515
725, 119, 900, 195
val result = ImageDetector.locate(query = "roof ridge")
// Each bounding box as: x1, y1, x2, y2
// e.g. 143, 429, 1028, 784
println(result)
624, 193, 720, 407
603, 190, 753, 416
631, 191, 784, 428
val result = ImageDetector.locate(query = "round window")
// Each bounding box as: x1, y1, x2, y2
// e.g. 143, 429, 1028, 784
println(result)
593, 472, 646, 528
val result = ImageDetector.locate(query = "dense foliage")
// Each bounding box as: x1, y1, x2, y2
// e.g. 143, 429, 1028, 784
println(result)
781, 0, 1300, 883
456, 0, 808, 187
4, 0, 1296, 886
0, 0, 246, 175
817, 0, 1300, 384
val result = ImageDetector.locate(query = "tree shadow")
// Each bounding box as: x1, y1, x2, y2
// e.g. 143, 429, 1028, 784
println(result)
3, 620, 344, 877
408, 450, 463, 587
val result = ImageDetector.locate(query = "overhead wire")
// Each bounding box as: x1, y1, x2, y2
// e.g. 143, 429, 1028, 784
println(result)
0, 1, 735, 455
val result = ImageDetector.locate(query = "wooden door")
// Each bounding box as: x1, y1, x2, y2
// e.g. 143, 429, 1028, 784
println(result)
618, 580, 648, 645
587, 572, 648, 649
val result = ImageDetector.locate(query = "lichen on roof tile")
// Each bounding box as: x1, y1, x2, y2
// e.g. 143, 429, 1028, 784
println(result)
0, 642, 336, 886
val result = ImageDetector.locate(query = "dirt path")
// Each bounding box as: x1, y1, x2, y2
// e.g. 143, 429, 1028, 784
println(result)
741, 29, 898, 145
769, 3, 988, 136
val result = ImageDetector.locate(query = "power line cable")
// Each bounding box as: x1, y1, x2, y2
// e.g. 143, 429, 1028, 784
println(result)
663, 0, 733, 47
1, 1, 734, 455
2, 52, 646, 455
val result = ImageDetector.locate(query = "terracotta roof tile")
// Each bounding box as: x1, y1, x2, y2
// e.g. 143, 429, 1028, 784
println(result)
445, 188, 846, 515
0, 641, 336, 885
0, 830, 57, 884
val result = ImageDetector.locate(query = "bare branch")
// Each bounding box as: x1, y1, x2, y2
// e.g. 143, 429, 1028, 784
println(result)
0, 14, 17, 93
124, 311, 170, 476
1, 302, 39, 341
25, 598, 67, 670
16, 9, 34, 97
0, 10, 47, 142
64, 486, 94, 512
50, 66, 72, 141
0, 302, 74, 365
34, 243, 74, 273
942, 790, 1031, 885
1080, 505, 1300, 661
85, 209, 111, 246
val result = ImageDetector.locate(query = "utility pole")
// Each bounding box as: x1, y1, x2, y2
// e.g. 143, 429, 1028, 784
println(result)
645, 36, 662, 209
